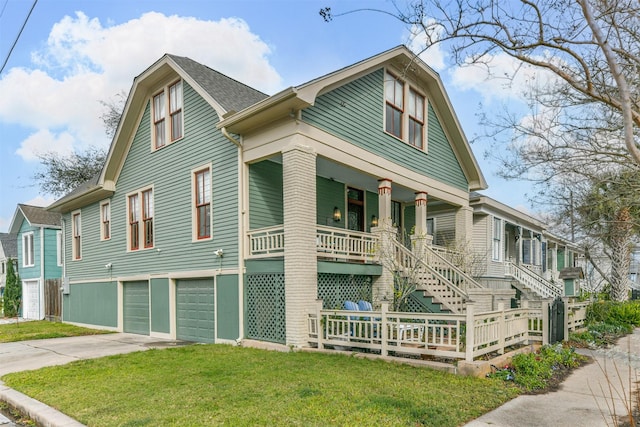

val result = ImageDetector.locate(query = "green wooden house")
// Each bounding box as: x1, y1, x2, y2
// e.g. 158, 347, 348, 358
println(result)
49, 46, 490, 346
8, 204, 62, 319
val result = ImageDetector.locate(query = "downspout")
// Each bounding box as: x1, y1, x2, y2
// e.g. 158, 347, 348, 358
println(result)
221, 127, 245, 343
40, 226, 45, 320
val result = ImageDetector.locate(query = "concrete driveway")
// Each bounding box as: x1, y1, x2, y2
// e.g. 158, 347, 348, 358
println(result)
0, 333, 189, 376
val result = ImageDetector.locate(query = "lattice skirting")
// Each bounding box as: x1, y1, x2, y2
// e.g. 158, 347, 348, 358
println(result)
245, 273, 286, 344
317, 273, 372, 309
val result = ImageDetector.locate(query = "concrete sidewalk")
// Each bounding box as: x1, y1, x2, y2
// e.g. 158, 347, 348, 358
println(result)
466, 328, 640, 427
0, 333, 188, 426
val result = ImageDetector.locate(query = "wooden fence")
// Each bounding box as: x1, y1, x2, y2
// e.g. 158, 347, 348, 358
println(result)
308, 300, 589, 362
44, 279, 62, 322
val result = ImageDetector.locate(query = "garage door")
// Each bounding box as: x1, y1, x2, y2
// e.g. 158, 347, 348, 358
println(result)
123, 281, 150, 335
176, 279, 215, 343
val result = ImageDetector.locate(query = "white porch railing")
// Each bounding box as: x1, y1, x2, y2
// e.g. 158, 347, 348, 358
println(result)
308, 300, 589, 362
309, 302, 537, 362
247, 225, 379, 263
505, 261, 562, 299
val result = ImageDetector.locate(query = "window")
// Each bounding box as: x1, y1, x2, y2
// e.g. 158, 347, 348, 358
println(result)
101, 201, 111, 240
169, 81, 183, 141
142, 189, 154, 248
385, 71, 404, 138
153, 80, 183, 150
128, 188, 154, 251
492, 217, 502, 261
384, 70, 427, 150
22, 232, 34, 267
56, 230, 63, 266
153, 91, 166, 149
194, 168, 211, 240
408, 89, 424, 149
72, 211, 82, 260
427, 218, 435, 236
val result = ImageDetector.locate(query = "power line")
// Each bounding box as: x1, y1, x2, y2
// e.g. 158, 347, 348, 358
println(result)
0, 0, 38, 75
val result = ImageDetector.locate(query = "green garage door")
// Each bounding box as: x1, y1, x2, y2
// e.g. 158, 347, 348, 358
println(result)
123, 281, 150, 335
177, 279, 215, 343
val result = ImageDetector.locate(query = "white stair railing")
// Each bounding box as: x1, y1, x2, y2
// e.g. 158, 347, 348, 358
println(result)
505, 261, 562, 299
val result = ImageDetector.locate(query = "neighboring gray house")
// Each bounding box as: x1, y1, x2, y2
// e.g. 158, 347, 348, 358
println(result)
0, 232, 18, 295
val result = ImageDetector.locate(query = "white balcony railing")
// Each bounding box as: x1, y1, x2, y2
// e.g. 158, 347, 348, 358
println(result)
247, 225, 379, 263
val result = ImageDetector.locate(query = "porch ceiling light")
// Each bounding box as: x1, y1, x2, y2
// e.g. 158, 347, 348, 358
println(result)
333, 207, 342, 222
371, 215, 378, 227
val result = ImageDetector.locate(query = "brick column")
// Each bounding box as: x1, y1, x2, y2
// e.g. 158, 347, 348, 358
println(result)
282, 142, 317, 347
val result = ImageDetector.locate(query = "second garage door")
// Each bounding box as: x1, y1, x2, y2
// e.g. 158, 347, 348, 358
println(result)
123, 281, 150, 335
176, 279, 215, 343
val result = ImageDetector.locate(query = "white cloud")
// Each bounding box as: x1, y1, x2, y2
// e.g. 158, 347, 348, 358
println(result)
24, 195, 56, 208
448, 52, 559, 105
15, 130, 75, 162
0, 217, 9, 233
405, 24, 446, 71
0, 11, 282, 162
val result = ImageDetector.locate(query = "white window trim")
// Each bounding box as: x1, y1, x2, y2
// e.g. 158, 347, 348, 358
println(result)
492, 217, 502, 262
100, 200, 111, 241
126, 185, 155, 252
383, 68, 429, 153
56, 230, 63, 267
22, 232, 35, 267
71, 209, 82, 261
191, 163, 213, 242
151, 79, 184, 151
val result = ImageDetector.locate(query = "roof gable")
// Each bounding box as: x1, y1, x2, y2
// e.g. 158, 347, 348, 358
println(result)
0, 233, 17, 259
10, 204, 61, 233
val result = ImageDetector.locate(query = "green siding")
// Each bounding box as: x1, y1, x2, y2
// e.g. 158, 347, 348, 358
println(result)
43, 228, 61, 280
62, 282, 117, 327
404, 205, 416, 237
317, 177, 345, 228
365, 190, 378, 232
557, 249, 566, 270
249, 161, 283, 229
317, 261, 382, 276
302, 68, 468, 191
216, 274, 239, 340
245, 259, 284, 274
564, 279, 575, 296
150, 278, 170, 334
65, 81, 240, 281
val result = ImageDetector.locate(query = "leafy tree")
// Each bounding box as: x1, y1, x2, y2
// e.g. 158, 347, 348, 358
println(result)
33, 91, 125, 197
3, 259, 21, 318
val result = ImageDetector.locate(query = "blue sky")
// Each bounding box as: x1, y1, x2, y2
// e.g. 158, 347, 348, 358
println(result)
0, 0, 536, 233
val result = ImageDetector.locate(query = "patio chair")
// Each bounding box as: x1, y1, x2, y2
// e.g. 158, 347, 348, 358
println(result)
357, 300, 373, 311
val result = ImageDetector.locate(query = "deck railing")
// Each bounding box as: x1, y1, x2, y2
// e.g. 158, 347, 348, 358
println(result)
247, 225, 379, 263
308, 300, 589, 362
505, 261, 562, 299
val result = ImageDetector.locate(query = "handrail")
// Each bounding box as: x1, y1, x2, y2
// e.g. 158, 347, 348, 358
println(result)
391, 238, 468, 313
505, 261, 562, 298
424, 245, 483, 290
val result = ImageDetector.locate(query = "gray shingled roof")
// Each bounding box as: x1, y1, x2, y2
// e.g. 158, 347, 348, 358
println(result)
19, 204, 61, 227
168, 55, 268, 113
0, 233, 17, 259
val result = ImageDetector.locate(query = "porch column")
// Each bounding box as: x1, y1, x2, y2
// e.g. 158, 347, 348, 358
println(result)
373, 179, 395, 306
516, 227, 523, 265
411, 191, 431, 259
282, 142, 317, 348
454, 205, 473, 243
377, 179, 392, 228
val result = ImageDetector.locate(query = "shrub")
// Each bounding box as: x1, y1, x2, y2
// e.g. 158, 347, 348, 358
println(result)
3, 259, 21, 318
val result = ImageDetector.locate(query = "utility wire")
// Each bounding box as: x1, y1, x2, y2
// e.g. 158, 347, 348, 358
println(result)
0, 0, 38, 75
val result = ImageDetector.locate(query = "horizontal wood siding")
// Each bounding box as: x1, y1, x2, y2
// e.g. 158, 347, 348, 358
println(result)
473, 215, 490, 276
249, 161, 283, 229
65, 81, 239, 280
317, 177, 345, 228
433, 212, 455, 246
43, 228, 61, 280
302, 68, 468, 192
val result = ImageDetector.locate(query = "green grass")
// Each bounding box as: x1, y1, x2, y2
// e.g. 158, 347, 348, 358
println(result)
0, 321, 112, 343
3, 345, 520, 426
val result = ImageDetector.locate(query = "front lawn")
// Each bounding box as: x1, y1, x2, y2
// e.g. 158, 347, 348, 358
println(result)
0, 320, 111, 343
3, 345, 520, 426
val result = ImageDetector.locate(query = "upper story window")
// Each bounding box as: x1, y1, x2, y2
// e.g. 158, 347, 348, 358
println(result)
194, 167, 211, 240
385, 72, 404, 138
72, 211, 82, 260
492, 217, 502, 261
153, 80, 183, 150
101, 201, 111, 241
384, 70, 427, 150
128, 188, 154, 251
22, 232, 34, 267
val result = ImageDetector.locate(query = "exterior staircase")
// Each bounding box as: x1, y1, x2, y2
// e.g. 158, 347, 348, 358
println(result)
504, 261, 562, 299
391, 239, 484, 314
